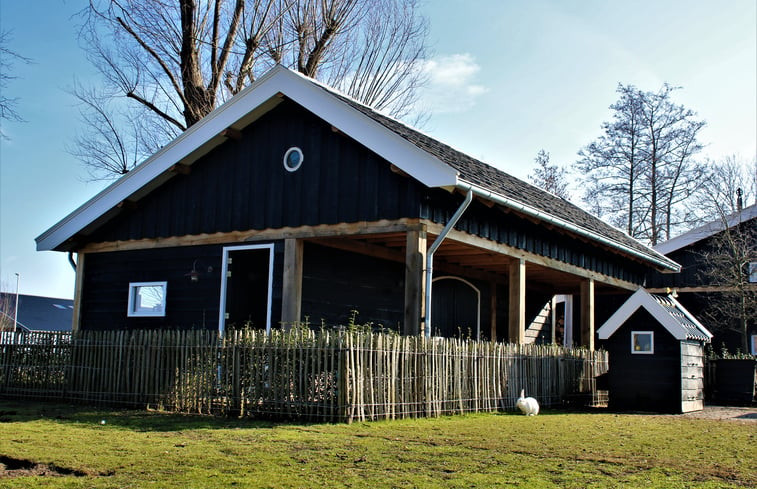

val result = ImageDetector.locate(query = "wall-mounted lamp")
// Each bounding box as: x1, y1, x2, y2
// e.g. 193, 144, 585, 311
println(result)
185, 260, 213, 283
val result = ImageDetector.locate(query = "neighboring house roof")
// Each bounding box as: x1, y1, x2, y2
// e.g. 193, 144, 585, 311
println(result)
0, 293, 73, 332
35, 65, 677, 272
597, 288, 712, 342
654, 203, 757, 255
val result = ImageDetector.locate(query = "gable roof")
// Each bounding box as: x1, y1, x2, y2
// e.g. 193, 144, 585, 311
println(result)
654, 203, 757, 255
597, 288, 712, 342
0, 294, 73, 332
35, 66, 678, 272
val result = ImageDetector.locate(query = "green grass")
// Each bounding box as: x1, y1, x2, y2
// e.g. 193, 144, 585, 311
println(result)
0, 400, 754, 488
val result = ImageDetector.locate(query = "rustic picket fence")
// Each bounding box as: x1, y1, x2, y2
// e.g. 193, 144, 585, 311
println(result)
0, 329, 607, 422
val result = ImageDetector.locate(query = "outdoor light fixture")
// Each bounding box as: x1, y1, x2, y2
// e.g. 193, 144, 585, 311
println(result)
185, 260, 213, 283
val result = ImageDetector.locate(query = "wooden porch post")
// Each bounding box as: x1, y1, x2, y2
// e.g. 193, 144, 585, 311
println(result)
580, 278, 595, 351
71, 253, 85, 333
508, 259, 526, 344
281, 238, 304, 328
490, 281, 497, 342
403, 226, 427, 335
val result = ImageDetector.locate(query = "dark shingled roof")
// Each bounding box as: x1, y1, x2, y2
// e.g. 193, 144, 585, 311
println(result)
324, 87, 669, 267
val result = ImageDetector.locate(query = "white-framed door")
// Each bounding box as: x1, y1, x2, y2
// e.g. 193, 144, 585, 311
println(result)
218, 243, 275, 335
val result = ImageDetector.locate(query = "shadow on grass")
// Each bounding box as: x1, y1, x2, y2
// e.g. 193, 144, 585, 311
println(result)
0, 399, 309, 432
0, 398, 615, 432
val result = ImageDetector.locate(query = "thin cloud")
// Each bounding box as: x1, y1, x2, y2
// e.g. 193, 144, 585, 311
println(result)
418, 54, 488, 113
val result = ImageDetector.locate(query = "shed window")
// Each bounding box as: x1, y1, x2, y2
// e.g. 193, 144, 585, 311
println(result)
749, 262, 757, 283
283, 147, 303, 172
127, 282, 167, 317
631, 331, 654, 354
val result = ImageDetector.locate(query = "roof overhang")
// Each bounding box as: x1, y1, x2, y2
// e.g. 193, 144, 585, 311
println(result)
597, 288, 712, 341
654, 204, 757, 255
36, 65, 457, 252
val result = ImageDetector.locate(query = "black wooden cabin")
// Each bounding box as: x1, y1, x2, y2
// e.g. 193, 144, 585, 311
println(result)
36, 66, 679, 345
597, 289, 712, 413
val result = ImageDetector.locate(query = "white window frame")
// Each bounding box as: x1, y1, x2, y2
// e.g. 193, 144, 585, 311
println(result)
631, 331, 654, 354
283, 147, 304, 172
127, 281, 168, 317
218, 243, 275, 335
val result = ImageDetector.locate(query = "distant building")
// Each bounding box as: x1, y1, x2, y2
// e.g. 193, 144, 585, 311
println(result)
647, 204, 757, 354
0, 293, 73, 332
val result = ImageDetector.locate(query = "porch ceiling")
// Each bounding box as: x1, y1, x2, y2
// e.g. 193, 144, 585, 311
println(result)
309, 231, 622, 295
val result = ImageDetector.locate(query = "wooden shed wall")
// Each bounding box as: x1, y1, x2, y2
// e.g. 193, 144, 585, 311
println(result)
602, 309, 682, 413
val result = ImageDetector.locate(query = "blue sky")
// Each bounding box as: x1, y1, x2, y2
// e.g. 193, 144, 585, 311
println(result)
1, 0, 755, 299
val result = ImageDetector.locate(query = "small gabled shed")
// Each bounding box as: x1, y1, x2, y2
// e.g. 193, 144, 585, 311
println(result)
597, 289, 712, 413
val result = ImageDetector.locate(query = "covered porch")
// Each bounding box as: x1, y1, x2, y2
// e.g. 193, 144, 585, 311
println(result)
279, 217, 641, 350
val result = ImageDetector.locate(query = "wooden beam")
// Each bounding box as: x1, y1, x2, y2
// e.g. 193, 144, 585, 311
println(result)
71, 253, 85, 333
422, 220, 639, 291
580, 278, 595, 351
508, 259, 526, 344
281, 239, 304, 328
404, 227, 427, 336
116, 199, 138, 211
168, 163, 192, 175
78, 219, 419, 253
490, 281, 497, 342
311, 237, 405, 263
221, 128, 242, 141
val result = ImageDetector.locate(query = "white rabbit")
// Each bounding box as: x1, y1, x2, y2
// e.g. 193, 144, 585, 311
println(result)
516, 389, 540, 416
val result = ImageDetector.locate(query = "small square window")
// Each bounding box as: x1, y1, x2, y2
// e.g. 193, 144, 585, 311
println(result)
631, 331, 654, 354
127, 282, 167, 317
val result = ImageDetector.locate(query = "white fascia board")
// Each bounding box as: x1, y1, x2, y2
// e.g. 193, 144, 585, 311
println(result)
597, 288, 688, 340
36, 66, 457, 251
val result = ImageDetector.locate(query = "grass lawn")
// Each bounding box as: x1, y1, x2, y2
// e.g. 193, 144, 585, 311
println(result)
0, 400, 754, 488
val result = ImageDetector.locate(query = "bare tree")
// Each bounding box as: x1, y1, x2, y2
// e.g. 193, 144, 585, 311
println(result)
527, 149, 571, 200
74, 0, 429, 178
576, 84, 706, 245
0, 30, 32, 138
695, 156, 757, 221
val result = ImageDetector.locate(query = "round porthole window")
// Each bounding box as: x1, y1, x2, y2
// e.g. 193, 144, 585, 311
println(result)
283, 147, 304, 172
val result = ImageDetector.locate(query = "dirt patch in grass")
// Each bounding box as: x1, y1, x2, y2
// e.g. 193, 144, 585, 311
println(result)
0, 455, 109, 479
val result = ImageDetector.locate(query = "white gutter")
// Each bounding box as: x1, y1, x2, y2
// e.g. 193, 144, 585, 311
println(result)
424, 190, 473, 337
456, 180, 680, 272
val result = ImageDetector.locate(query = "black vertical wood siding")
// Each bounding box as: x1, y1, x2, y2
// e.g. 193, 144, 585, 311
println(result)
422, 189, 648, 285
89, 100, 424, 243
300, 243, 405, 330
81, 242, 283, 331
